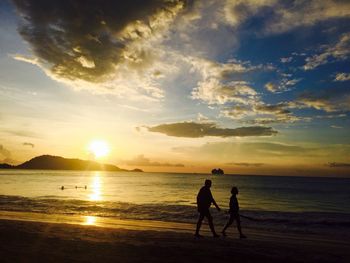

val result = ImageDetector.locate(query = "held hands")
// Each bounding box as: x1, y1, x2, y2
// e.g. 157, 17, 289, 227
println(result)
213, 200, 221, 212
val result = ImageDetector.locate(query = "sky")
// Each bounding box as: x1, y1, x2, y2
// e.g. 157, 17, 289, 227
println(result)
0, 0, 350, 176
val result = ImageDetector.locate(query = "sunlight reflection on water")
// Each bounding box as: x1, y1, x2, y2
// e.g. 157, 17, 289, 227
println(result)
84, 215, 97, 225
89, 172, 102, 201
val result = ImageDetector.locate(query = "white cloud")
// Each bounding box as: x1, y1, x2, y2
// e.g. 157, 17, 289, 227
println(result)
280, 57, 293, 63
223, 0, 350, 34
192, 79, 257, 105
304, 33, 350, 70
221, 105, 253, 119
334, 72, 350, 82
265, 78, 301, 93
265, 82, 278, 93
188, 56, 265, 107
11, 54, 40, 66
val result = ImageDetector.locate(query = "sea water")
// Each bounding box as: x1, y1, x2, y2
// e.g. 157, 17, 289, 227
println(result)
1, 170, 349, 233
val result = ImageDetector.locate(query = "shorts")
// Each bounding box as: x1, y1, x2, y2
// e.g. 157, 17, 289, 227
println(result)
198, 208, 213, 220
229, 211, 240, 220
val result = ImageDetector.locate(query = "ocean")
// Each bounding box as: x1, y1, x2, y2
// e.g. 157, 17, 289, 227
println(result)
1, 170, 350, 234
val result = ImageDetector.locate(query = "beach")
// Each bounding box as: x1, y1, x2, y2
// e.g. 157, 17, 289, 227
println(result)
1, 171, 349, 262
1, 211, 349, 263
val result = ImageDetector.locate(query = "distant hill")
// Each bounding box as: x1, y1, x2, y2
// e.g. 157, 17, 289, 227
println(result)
0, 155, 143, 172
0, 163, 15, 169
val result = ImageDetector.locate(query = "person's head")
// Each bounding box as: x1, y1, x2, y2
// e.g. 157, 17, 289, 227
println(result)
204, 179, 212, 188
231, 186, 238, 195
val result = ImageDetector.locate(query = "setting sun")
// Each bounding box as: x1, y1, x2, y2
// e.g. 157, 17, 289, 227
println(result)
88, 140, 110, 159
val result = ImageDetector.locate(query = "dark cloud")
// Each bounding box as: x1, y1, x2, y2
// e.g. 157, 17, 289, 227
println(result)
146, 122, 277, 138
123, 154, 184, 167
223, 101, 310, 124
254, 103, 291, 116
13, 0, 187, 82
327, 162, 350, 168
226, 162, 264, 167
242, 102, 311, 124
298, 87, 350, 112
23, 142, 34, 148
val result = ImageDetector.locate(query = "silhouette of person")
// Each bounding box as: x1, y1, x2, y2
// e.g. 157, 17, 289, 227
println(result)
222, 186, 246, 238
195, 179, 221, 237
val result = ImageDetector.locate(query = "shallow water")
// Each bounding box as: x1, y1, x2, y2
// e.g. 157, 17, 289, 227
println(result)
0, 170, 349, 231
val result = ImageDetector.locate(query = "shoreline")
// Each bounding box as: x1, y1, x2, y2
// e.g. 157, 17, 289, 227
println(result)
0, 211, 349, 262
1, 168, 350, 178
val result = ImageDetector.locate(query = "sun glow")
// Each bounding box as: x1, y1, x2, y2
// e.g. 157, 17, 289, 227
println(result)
88, 140, 110, 159
89, 172, 102, 201
84, 216, 97, 225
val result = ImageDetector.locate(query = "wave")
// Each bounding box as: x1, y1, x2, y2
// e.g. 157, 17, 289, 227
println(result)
1, 195, 349, 232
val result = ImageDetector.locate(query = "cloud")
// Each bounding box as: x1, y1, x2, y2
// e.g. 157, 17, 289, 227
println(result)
222, 102, 310, 124
197, 113, 210, 123
13, 0, 186, 82
0, 144, 11, 158
280, 57, 293, 63
226, 162, 264, 167
173, 141, 325, 159
187, 57, 264, 105
334, 73, 350, 82
221, 105, 253, 119
11, 54, 40, 65
298, 87, 350, 112
187, 56, 279, 125
315, 114, 347, 119
223, 0, 350, 34
12, 0, 189, 100
265, 78, 301, 93
145, 121, 277, 138
0, 144, 16, 164
1, 129, 39, 138
123, 154, 184, 167
264, 82, 278, 93
303, 33, 350, 70
330, 125, 343, 129
23, 142, 35, 148
327, 162, 350, 168
249, 102, 309, 124
192, 79, 258, 105
245, 116, 310, 125
254, 103, 291, 116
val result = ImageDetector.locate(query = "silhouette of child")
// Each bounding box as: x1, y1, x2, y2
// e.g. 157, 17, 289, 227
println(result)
195, 179, 221, 238
222, 186, 246, 238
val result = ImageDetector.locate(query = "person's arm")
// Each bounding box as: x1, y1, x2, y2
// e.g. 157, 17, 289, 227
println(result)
210, 191, 221, 211
212, 199, 221, 211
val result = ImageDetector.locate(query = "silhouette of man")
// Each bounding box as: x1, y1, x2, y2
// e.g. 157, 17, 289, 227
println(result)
195, 179, 221, 237
222, 186, 246, 238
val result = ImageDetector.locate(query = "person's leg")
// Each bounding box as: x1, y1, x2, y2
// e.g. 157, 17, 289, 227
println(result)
235, 213, 246, 238
195, 213, 205, 236
207, 213, 219, 237
222, 214, 234, 236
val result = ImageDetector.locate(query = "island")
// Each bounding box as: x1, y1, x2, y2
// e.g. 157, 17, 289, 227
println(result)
211, 168, 224, 175
0, 155, 143, 172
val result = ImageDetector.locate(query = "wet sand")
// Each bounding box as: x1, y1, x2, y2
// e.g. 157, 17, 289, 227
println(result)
0, 211, 349, 263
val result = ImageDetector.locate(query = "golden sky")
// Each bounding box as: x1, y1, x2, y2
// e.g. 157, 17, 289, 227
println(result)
0, 0, 350, 176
